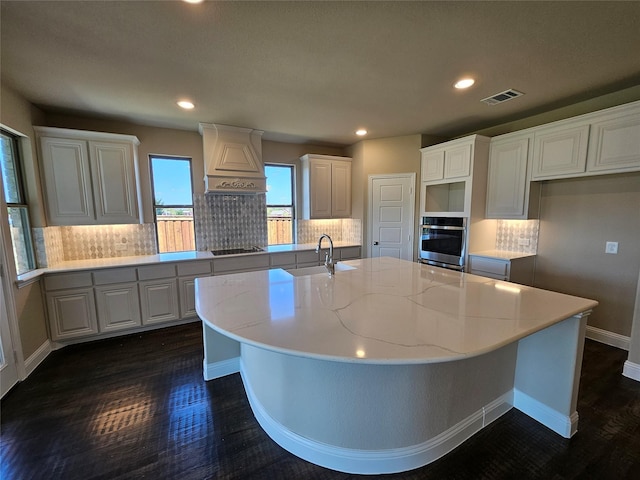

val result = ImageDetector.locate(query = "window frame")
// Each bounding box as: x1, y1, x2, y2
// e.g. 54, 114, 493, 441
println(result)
265, 163, 295, 245
149, 154, 195, 253
0, 128, 36, 275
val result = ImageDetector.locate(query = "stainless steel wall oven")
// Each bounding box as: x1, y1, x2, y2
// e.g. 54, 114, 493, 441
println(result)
419, 217, 467, 271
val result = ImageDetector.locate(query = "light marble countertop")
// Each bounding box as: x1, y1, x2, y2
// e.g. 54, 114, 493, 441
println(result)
195, 256, 597, 364
469, 249, 536, 260
16, 242, 361, 284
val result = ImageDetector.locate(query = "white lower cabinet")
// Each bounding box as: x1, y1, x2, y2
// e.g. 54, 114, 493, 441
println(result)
468, 255, 535, 286
178, 276, 199, 319
46, 287, 98, 341
44, 271, 98, 341
139, 279, 180, 325
95, 283, 141, 333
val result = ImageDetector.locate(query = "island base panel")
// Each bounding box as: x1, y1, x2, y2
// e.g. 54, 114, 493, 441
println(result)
239, 343, 517, 474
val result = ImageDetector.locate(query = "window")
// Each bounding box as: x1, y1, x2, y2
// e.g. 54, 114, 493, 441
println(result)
0, 130, 36, 275
150, 156, 195, 253
265, 164, 294, 245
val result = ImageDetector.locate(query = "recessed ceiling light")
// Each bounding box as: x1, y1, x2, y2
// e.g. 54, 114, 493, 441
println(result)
183, 0, 204, 4
355, 129, 368, 136
177, 100, 195, 110
454, 78, 475, 89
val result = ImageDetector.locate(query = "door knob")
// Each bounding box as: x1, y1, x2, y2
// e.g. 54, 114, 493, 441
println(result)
373, 241, 379, 245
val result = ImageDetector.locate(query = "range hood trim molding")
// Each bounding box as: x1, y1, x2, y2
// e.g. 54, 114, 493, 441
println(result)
199, 123, 267, 194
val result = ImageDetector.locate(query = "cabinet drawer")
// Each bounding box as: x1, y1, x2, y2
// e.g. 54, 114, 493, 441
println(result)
338, 246, 361, 260
468, 257, 508, 276
214, 254, 270, 274
296, 250, 320, 265
177, 261, 212, 277
44, 272, 93, 291
138, 263, 176, 280
270, 252, 297, 267
93, 267, 137, 285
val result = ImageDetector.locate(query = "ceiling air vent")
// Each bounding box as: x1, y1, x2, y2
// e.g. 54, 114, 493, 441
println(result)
481, 89, 524, 106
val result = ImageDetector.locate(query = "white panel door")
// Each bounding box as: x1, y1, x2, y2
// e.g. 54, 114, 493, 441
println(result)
370, 175, 415, 260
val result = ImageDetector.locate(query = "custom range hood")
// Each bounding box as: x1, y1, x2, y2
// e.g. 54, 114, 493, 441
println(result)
199, 123, 266, 194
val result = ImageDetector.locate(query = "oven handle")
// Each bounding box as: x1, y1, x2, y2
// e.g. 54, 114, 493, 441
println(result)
422, 225, 466, 231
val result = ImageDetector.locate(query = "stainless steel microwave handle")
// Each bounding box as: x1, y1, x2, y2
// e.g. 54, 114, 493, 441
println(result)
422, 225, 466, 231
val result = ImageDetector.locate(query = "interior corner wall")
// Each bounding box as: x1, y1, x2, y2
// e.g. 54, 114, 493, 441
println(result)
349, 135, 422, 258
628, 269, 640, 364
534, 172, 640, 337
0, 84, 49, 360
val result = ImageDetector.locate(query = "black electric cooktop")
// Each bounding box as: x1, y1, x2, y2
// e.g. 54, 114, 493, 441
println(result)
211, 247, 264, 256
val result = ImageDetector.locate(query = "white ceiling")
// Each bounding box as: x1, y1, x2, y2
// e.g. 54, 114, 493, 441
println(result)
2, 1, 640, 146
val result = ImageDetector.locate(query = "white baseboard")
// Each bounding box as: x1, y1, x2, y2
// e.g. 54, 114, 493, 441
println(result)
586, 325, 630, 351
623, 360, 640, 382
513, 388, 578, 438
203, 357, 240, 381
24, 339, 52, 377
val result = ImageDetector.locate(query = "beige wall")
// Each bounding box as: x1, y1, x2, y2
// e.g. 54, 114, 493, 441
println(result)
534, 173, 640, 337
348, 134, 422, 258
629, 269, 640, 365
0, 84, 49, 359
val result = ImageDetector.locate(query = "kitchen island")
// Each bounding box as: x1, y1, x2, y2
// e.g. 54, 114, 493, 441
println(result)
195, 257, 597, 474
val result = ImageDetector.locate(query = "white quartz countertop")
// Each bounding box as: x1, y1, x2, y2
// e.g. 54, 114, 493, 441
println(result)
16, 242, 361, 283
469, 250, 536, 260
195, 257, 597, 365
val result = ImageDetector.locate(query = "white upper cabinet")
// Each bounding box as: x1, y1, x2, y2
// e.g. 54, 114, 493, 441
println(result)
420, 142, 471, 182
486, 132, 539, 219
526, 100, 640, 181
531, 123, 590, 180
300, 154, 352, 219
35, 127, 142, 225
586, 104, 640, 173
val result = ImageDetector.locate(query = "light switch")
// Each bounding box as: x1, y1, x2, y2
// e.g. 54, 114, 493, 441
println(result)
605, 241, 618, 254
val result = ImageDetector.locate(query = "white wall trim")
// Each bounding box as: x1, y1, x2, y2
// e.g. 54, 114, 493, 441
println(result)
586, 325, 630, 351
24, 339, 52, 377
203, 356, 239, 381
513, 388, 578, 438
242, 362, 512, 475
622, 361, 640, 382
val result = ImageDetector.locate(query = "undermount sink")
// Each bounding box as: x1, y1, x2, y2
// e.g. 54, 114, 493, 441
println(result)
285, 264, 357, 277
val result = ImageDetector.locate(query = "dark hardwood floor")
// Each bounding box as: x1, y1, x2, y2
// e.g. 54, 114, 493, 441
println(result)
1, 322, 639, 479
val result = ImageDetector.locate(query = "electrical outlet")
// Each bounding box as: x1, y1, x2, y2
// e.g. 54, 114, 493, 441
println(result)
518, 238, 530, 246
605, 241, 618, 254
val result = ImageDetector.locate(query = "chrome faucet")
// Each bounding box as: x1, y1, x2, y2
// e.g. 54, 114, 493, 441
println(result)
316, 233, 335, 276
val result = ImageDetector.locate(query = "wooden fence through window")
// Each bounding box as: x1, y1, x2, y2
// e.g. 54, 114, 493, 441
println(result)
156, 217, 293, 253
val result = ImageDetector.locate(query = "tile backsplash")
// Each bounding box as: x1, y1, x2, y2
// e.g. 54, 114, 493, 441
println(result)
297, 219, 362, 245
34, 224, 157, 267
32, 196, 362, 267
495, 219, 539, 254
193, 193, 268, 251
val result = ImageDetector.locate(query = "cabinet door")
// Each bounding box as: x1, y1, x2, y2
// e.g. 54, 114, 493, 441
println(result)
89, 141, 140, 224
46, 288, 98, 340
486, 136, 529, 218
95, 283, 141, 333
139, 279, 180, 325
586, 111, 640, 173
40, 137, 95, 225
532, 124, 589, 180
444, 144, 471, 179
420, 150, 445, 181
331, 161, 352, 218
179, 276, 199, 318
308, 159, 333, 218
